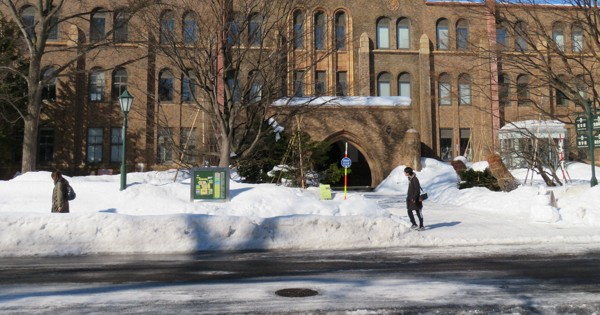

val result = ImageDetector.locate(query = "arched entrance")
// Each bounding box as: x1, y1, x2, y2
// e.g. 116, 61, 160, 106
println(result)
326, 141, 372, 188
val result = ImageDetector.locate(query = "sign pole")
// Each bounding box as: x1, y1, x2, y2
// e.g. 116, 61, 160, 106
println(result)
344, 142, 348, 200
586, 100, 598, 187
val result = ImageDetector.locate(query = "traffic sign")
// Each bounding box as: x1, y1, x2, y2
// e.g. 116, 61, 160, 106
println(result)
575, 116, 587, 131
594, 115, 600, 130
578, 131, 600, 148
341, 157, 352, 168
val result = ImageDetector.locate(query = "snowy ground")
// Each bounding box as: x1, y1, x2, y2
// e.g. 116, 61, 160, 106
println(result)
1, 158, 600, 257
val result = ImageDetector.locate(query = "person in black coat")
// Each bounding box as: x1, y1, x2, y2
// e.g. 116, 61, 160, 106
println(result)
404, 167, 424, 230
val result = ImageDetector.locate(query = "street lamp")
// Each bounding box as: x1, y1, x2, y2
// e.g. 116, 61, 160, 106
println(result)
119, 89, 134, 191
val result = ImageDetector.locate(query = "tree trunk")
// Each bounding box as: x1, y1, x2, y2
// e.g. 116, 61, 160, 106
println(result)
21, 104, 40, 173
218, 132, 231, 167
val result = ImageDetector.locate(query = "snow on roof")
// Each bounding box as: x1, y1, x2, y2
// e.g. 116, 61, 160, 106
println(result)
499, 120, 566, 139
273, 96, 412, 107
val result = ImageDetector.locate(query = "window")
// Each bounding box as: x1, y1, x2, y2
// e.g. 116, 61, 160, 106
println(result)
398, 73, 411, 98
397, 18, 410, 49
335, 11, 347, 50
90, 9, 107, 41
552, 23, 565, 51
498, 73, 510, 107
180, 128, 197, 163
158, 69, 174, 102
42, 67, 57, 102
315, 71, 326, 96
517, 74, 529, 106
157, 128, 172, 163
183, 12, 198, 44
438, 74, 451, 105
294, 70, 305, 97
436, 19, 449, 50
376, 18, 390, 49
87, 128, 103, 163
456, 19, 469, 50
496, 26, 507, 50
160, 11, 175, 44
440, 128, 453, 161
377, 72, 391, 96
336, 71, 347, 96
21, 6, 35, 40
248, 70, 262, 103
112, 68, 128, 100
248, 13, 262, 46
460, 128, 472, 159
48, 16, 59, 40
293, 10, 305, 49
572, 25, 583, 52
226, 71, 240, 103
458, 74, 471, 105
314, 11, 326, 50
555, 76, 568, 107
576, 75, 587, 100
227, 20, 241, 46
114, 10, 129, 43
515, 22, 528, 51
89, 69, 105, 101
181, 73, 196, 103
38, 128, 54, 163
110, 127, 123, 163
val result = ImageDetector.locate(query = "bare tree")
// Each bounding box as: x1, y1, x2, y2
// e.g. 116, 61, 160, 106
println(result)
0, 0, 150, 173
137, 0, 331, 168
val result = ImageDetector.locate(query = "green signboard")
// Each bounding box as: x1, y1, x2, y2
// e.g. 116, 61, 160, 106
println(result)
191, 167, 230, 202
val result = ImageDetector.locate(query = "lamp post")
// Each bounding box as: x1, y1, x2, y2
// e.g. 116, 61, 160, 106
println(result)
119, 90, 134, 191
586, 100, 598, 187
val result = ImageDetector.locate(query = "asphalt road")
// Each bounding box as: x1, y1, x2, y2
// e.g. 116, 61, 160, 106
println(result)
1, 249, 600, 314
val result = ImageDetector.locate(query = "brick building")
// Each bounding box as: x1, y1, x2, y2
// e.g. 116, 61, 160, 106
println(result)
1, 0, 593, 187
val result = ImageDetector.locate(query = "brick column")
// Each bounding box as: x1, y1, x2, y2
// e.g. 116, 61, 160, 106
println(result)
358, 32, 371, 96
418, 34, 433, 155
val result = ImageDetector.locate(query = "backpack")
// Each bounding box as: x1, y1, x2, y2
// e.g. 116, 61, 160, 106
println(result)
65, 184, 76, 201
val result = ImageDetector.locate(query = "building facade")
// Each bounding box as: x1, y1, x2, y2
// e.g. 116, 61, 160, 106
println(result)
1, 0, 594, 186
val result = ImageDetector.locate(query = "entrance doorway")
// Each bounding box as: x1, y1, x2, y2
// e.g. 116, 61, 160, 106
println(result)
326, 141, 372, 188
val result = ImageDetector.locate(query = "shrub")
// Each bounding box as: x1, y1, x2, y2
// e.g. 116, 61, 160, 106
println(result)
458, 168, 501, 191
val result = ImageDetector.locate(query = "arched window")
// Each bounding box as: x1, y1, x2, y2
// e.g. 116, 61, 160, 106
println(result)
114, 10, 129, 43
21, 6, 35, 40
314, 11, 326, 50
160, 11, 175, 44
515, 21, 528, 51
335, 11, 347, 50
227, 18, 241, 46
158, 69, 174, 102
438, 73, 451, 105
248, 13, 263, 46
436, 19, 449, 50
376, 18, 390, 49
89, 68, 105, 101
90, 8, 108, 42
572, 24, 583, 52
456, 19, 469, 50
112, 68, 128, 100
458, 74, 471, 105
397, 18, 410, 49
226, 70, 241, 103
498, 73, 510, 107
42, 67, 57, 101
517, 74, 529, 106
48, 15, 59, 40
293, 10, 305, 49
552, 23, 565, 51
183, 12, 198, 44
377, 72, 391, 96
398, 72, 411, 98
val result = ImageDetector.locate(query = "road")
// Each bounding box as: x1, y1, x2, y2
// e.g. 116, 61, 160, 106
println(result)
1, 249, 600, 314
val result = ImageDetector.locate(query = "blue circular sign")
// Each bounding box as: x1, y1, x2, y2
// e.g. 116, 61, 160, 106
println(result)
341, 157, 352, 168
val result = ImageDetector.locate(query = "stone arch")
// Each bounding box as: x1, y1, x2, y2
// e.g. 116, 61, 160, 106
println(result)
322, 130, 382, 188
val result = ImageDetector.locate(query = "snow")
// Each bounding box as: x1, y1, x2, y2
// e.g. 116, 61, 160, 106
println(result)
272, 96, 411, 106
1, 158, 600, 257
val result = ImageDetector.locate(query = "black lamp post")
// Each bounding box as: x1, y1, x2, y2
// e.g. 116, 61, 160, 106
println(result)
119, 90, 134, 191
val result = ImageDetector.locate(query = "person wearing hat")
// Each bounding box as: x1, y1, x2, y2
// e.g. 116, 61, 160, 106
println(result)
404, 167, 424, 230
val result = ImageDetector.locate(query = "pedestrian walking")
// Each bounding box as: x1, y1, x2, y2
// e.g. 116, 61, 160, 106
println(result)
404, 167, 424, 230
51, 170, 70, 213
